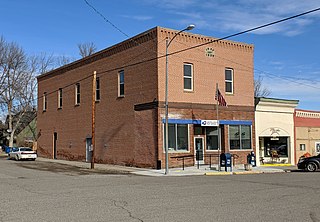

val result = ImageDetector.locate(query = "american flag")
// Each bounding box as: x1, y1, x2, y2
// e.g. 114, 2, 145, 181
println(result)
215, 89, 227, 106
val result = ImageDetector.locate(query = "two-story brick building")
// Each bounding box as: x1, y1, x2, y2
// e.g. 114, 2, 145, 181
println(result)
37, 26, 255, 168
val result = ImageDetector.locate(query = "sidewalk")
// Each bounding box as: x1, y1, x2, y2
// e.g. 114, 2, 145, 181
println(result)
1, 153, 296, 176
35, 157, 295, 176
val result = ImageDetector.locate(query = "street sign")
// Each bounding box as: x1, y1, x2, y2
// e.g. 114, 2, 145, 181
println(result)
201, 120, 219, 126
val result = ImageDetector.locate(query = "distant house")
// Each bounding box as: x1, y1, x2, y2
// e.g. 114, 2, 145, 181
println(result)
294, 109, 320, 163
37, 26, 255, 168
15, 117, 37, 147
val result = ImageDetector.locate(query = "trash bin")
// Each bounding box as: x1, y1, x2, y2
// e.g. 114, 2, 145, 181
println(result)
247, 151, 256, 167
220, 153, 232, 172
156, 160, 161, 170
5, 146, 12, 154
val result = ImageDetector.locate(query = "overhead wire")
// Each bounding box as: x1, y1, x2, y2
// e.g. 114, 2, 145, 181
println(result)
13, 5, 320, 110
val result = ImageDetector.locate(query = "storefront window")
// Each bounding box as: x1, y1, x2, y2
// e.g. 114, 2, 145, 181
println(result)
229, 125, 251, 150
264, 137, 288, 157
206, 127, 218, 150
165, 124, 189, 151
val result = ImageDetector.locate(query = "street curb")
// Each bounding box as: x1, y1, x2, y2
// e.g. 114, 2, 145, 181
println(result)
260, 164, 293, 167
205, 172, 232, 176
233, 171, 263, 175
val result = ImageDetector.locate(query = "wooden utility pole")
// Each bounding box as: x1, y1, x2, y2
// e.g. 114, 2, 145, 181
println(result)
91, 71, 97, 169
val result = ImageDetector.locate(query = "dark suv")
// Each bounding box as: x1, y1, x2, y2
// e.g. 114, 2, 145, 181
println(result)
297, 154, 320, 172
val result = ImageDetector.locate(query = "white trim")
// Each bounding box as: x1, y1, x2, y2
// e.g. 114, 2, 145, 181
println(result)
183, 63, 193, 91
225, 68, 233, 94
194, 136, 204, 164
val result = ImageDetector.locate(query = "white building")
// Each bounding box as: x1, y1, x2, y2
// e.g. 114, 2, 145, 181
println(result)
255, 97, 299, 165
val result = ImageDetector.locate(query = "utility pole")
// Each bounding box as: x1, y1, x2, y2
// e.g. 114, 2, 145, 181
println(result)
91, 71, 96, 169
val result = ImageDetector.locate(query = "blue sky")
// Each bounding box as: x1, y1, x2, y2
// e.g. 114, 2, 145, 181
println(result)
1, 0, 320, 111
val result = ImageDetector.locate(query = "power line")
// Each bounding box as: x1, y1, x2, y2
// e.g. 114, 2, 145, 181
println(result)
18, 6, 320, 109
83, 0, 320, 87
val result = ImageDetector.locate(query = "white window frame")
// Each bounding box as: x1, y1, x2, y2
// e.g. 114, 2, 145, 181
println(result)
58, 88, 62, 109
43, 92, 47, 111
300, 144, 306, 151
75, 83, 80, 105
163, 123, 190, 152
96, 77, 100, 101
316, 142, 320, 153
225, 68, 234, 94
183, 63, 193, 91
118, 70, 124, 97
228, 125, 252, 150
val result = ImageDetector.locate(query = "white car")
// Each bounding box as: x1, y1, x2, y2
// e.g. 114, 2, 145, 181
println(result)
8, 147, 37, 161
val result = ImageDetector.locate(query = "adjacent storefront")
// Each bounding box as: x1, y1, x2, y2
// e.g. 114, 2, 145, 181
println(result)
255, 97, 298, 165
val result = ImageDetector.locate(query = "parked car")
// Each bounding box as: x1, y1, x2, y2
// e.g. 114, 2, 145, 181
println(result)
297, 154, 320, 172
8, 147, 37, 161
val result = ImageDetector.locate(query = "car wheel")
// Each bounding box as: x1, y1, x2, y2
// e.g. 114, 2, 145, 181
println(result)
15, 155, 19, 161
306, 162, 317, 172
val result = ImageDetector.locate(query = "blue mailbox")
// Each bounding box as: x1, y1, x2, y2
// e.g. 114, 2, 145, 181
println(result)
220, 153, 232, 172
247, 151, 256, 167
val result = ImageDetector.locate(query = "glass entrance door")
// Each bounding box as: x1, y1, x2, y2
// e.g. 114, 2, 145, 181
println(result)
195, 137, 204, 164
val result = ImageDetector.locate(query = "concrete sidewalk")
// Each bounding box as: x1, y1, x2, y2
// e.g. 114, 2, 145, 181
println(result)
1, 153, 296, 176
36, 157, 295, 176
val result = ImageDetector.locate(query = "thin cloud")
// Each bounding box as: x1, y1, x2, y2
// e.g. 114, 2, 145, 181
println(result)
121, 15, 153, 21
145, 0, 320, 36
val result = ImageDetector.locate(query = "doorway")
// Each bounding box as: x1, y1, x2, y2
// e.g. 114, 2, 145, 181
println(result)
194, 137, 204, 164
53, 132, 57, 159
86, 137, 92, 163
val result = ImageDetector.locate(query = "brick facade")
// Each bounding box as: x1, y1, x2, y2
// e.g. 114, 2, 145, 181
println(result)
37, 27, 255, 168
294, 109, 320, 163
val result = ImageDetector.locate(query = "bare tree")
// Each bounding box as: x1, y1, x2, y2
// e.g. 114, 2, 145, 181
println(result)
254, 76, 271, 98
77, 42, 97, 58
55, 55, 72, 67
0, 37, 53, 147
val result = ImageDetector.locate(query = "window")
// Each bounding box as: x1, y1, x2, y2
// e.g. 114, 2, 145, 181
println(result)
225, 68, 233, 94
229, 125, 251, 150
43, 92, 47, 111
58, 88, 62, 108
206, 127, 218, 150
264, 137, 288, 157
96, 77, 100, 101
75, 83, 80, 105
118, 70, 124, 97
183, 63, 193, 91
300, 144, 306, 151
165, 124, 189, 151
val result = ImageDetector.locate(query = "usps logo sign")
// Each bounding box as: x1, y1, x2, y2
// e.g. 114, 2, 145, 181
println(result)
201, 120, 219, 126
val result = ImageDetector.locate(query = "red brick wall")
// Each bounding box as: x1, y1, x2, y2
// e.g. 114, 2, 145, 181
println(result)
37, 27, 254, 168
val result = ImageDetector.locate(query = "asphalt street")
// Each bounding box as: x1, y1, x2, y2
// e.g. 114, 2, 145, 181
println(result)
0, 156, 320, 222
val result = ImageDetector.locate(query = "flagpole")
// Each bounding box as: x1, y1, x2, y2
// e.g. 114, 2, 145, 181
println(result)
216, 83, 221, 171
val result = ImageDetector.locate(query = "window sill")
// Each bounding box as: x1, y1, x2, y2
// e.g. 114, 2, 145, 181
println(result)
117, 95, 125, 99
229, 149, 253, 151
167, 150, 190, 153
75, 104, 80, 107
95, 100, 100, 103
42, 110, 46, 113
183, 89, 194, 93
57, 107, 62, 110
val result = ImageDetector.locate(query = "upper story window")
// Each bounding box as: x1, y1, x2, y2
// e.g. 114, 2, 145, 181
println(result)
183, 63, 193, 91
96, 77, 100, 101
118, 70, 124, 97
75, 83, 80, 105
58, 88, 62, 109
43, 92, 47, 111
225, 68, 233, 94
